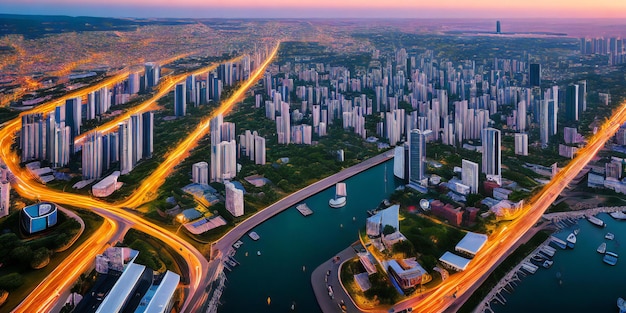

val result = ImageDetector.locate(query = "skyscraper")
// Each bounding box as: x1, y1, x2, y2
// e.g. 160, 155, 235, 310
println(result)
142, 111, 154, 159
577, 80, 587, 112
409, 129, 431, 186
529, 64, 541, 87
210, 140, 237, 183
225, 182, 244, 217
481, 128, 501, 185
0, 179, 10, 218
514, 133, 528, 156
82, 131, 103, 180
192, 162, 209, 185
144, 62, 160, 91
566, 84, 579, 121
496, 20, 501, 34
175, 83, 186, 117
462, 159, 479, 194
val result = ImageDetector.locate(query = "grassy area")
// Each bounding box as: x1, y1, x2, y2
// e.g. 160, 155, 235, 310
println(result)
0, 209, 103, 313
121, 229, 181, 275
458, 230, 550, 313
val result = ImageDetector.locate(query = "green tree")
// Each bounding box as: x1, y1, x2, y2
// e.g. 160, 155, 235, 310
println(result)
383, 225, 397, 235
0, 273, 24, 290
30, 247, 51, 269
10, 246, 33, 265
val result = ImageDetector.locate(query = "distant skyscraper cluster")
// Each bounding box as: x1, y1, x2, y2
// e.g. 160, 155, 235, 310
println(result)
580, 37, 626, 65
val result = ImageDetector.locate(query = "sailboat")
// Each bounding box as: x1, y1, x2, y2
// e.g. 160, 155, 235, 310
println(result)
329, 182, 347, 208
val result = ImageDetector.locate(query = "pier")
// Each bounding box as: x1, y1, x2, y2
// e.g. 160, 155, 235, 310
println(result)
473, 237, 555, 313
296, 203, 314, 216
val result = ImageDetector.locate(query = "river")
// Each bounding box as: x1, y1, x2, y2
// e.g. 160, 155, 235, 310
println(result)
218, 159, 402, 312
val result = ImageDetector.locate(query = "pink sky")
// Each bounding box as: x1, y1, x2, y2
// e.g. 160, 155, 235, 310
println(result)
4, 0, 626, 18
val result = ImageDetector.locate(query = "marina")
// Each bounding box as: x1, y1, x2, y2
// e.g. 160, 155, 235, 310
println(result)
295, 203, 314, 216
491, 212, 626, 313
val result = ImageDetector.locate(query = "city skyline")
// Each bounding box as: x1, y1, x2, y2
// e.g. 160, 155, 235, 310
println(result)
2, 1, 626, 18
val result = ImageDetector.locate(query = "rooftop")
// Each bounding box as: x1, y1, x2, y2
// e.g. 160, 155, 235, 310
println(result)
455, 232, 488, 256
439, 252, 471, 271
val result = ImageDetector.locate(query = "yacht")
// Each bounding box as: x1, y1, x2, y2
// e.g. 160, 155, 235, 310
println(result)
329, 182, 347, 208
597, 242, 607, 254
611, 211, 626, 220
249, 231, 260, 241
542, 260, 554, 269
566, 232, 577, 249
588, 215, 606, 227
603, 251, 619, 266
606, 232, 615, 240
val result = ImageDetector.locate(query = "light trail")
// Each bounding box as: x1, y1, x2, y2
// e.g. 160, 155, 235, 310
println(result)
75, 56, 243, 145
5, 42, 280, 313
389, 100, 626, 313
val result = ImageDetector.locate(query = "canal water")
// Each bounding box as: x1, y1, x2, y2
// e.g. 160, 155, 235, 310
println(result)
219, 159, 402, 313
494, 212, 626, 313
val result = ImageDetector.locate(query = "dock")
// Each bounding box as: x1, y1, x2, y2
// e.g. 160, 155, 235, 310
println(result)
521, 262, 538, 274
550, 236, 567, 249
296, 203, 314, 216
540, 245, 556, 258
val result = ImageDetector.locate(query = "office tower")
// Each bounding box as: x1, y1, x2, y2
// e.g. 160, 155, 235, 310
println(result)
142, 111, 154, 159
175, 83, 186, 117
514, 133, 528, 156
276, 102, 291, 144
82, 131, 103, 180
529, 64, 541, 87
186, 75, 196, 105
496, 20, 501, 34
225, 182, 244, 217
462, 159, 479, 194
20, 113, 46, 162
86, 92, 96, 120
144, 62, 160, 91
409, 129, 431, 186
566, 84, 579, 121
65, 97, 81, 155
254, 134, 266, 165
577, 80, 587, 112
481, 128, 501, 185
128, 73, 140, 95
0, 179, 9, 218
130, 114, 143, 164
517, 100, 526, 132
94, 87, 110, 116
210, 140, 237, 183
192, 162, 209, 185
118, 122, 133, 175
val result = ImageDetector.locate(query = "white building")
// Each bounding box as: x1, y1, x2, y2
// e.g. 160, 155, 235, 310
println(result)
0, 180, 10, 218
514, 133, 528, 156
225, 182, 244, 217
192, 162, 209, 185
461, 159, 479, 194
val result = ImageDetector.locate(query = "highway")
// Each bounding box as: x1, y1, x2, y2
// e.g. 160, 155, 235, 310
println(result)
387, 100, 626, 313
4, 44, 279, 313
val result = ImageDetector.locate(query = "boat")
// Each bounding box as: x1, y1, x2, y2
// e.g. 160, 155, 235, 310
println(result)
257, 250, 262, 256
329, 182, 347, 208
249, 231, 260, 241
233, 240, 243, 249
618, 297, 626, 313
328, 285, 334, 298
597, 242, 607, 254
531, 254, 545, 263
542, 260, 554, 269
267, 297, 271, 305
587, 215, 606, 227
603, 251, 619, 265
611, 211, 626, 220
606, 232, 615, 240
296, 203, 313, 216
566, 232, 576, 249
291, 301, 296, 311
573, 228, 580, 235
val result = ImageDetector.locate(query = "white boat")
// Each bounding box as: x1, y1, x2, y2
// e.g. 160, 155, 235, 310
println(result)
606, 232, 615, 240
618, 297, 626, 313
329, 182, 347, 208
249, 231, 260, 241
233, 240, 243, 249
542, 260, 554, 269
587, 215, 606, 227
566, 232, 576, 249
597, 242, 607, 254
257, 250, 262, 256
611, 211, 626, 220
604, 251, 619, 265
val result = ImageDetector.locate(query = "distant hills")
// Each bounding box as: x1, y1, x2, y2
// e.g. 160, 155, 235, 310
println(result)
0, 14, 193, 38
